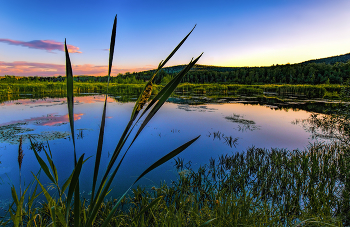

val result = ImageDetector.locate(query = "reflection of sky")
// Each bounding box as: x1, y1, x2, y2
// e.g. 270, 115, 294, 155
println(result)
0, 113, 83, 127
0, 95, 316, 201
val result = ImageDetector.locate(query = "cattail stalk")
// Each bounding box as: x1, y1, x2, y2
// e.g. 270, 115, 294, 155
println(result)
18, 136, 24, 226
18, 136, 24, 196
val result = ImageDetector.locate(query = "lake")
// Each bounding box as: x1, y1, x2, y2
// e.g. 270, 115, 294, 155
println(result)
0, 94, 327, 208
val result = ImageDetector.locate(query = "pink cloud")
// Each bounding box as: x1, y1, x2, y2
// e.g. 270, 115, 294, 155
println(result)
0, 39, 82, 53
0, 61, 155, 77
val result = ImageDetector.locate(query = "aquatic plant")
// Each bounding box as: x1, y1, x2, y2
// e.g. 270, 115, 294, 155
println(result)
7, 15, 206, 226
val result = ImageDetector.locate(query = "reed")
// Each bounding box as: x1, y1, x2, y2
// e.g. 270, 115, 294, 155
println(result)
5, 15, 205, 227
15, 142, 347, 226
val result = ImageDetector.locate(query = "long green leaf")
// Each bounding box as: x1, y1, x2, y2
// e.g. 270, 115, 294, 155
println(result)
32, 173, 54, 204
96, 29, 200, 201
11, 186, 19, 206
65, 39, 76, 163
74, 183, 80, 227
61, 171, 74, 195
199, 218, 217, 226
43, 147, 58, 184
65, 154, 85, 223
51, 206, 57, 227
101, 135, 200, 226
47, 144, 59, 184
93, 53, 202, 213
128, 54, 203, 149
92, 14, 117, 203
130, 25, 196, 121
132, 196, 163, 223
134, 135, 200, 183
30, 138, 55, 183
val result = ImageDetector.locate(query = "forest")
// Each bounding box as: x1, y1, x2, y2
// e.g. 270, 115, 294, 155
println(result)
1, 52, 350, 85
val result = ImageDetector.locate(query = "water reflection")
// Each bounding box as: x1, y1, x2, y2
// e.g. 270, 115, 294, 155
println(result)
0, 94, 330, 201
207, 131, 239, 148
224, 113, 260, 132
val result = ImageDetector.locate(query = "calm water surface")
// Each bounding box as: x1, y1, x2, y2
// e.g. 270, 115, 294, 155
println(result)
0, 95, 320, 206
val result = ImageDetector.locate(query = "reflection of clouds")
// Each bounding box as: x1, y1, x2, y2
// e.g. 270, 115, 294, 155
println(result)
0, 113, 83, 127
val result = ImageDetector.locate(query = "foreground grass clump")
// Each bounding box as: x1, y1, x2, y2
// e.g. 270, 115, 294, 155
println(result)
3, 16, 206, 227
12, 142, 347, 226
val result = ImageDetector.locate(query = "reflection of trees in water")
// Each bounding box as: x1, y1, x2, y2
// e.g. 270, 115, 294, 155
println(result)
293, 109, 350, 145
225, 113, 260, 132
207, 131, 238, 148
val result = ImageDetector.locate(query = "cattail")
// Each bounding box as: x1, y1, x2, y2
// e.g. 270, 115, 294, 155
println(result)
18, 136, 24, 198
136, 81, 153, 111
18, 136, 24, 171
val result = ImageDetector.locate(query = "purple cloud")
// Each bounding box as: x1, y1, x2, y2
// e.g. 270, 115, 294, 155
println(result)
0, 39, 82, 53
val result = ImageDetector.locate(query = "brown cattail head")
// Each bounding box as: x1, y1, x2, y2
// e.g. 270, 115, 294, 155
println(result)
137, 81, 153, 111
18, 136, 24, 171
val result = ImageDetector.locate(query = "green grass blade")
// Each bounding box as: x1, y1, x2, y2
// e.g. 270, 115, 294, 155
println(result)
11, 186, 19, 206
61, 171, 74, 195
100, 189, 129, 227
100, 136, 199, 226
138, 57, 194, 121
32, 172, 54, 204
155, 24, 196, 76
42, 147, 58, 184
132, 196, 163, 223
65, 154, 85, 223
74, 183, 80, 227
94, 55, 199, 209
45, 144, 59, 184
65, 39, 76, 163
30, 138, 55, 183
51, 206, 57, 227
92, 14, 116, 199
129, 54, 202, 148
199, 218, 217, 226
130, 25, 196, 120
134, 135, 200, 184
91, 119, 133, 206
107, 15, 117, 80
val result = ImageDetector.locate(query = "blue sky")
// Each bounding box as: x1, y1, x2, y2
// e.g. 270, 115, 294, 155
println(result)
1, 0, 349, 76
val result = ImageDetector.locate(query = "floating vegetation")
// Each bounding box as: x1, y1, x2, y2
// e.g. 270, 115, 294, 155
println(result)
225, 113, 260, 132
0, 123, 69, 144
177, 104, 217, 112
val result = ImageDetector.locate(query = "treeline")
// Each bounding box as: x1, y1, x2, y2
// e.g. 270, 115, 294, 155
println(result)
1, 59, 350, 85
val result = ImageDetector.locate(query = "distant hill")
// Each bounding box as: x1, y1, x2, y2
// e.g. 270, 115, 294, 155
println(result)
160, 52, 350, 74
300, 53, 350, 65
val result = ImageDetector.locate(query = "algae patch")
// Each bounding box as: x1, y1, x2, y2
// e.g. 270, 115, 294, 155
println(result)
0, 122, 69, 144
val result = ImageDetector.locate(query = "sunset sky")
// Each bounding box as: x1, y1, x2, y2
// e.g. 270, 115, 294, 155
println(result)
1, 0, 350, 77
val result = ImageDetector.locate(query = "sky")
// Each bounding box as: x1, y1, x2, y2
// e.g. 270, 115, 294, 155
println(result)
1, 0, 350, 77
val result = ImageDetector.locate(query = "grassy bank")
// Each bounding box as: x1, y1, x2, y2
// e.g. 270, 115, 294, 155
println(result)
0, 82, 346, 103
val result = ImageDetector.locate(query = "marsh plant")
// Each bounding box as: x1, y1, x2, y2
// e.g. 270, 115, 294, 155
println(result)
5, 15, 207, 226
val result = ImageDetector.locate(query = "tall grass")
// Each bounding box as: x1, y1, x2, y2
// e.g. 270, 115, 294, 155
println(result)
15, 142, 347, 226
6, 15, 205, 226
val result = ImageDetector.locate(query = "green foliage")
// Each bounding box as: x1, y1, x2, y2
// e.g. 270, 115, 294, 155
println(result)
9, 143, 346, 226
